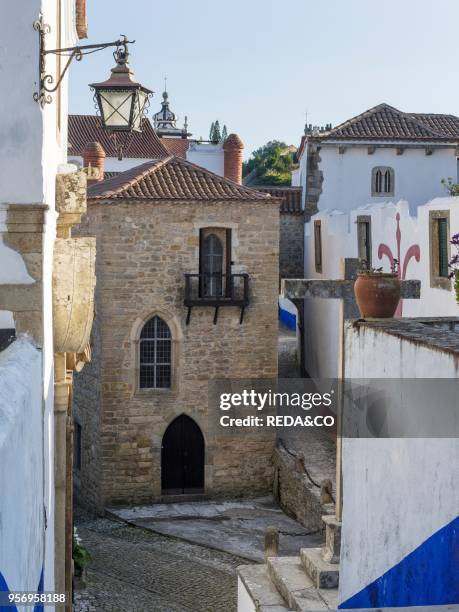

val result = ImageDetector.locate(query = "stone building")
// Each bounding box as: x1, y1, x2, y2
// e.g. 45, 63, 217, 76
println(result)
73, 152, 280, 509
255, 186, 304, 280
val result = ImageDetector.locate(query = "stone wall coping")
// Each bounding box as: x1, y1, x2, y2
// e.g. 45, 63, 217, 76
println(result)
281, 278, 421, 301
348, 317, 459, 358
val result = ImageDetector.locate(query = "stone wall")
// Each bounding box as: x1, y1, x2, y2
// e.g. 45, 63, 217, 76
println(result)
72, 296, 103, 509
74, 198, 279, 509
273, 444, 334, 532
280, 213, 304, 280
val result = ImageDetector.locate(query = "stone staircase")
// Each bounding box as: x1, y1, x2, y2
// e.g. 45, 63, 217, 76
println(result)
238, 515, 341, 611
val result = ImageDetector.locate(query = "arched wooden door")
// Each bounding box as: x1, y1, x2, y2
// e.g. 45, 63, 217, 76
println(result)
161, 415, 205, 494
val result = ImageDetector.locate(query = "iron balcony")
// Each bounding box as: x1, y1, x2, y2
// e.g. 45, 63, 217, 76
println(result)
184, 273, 249, 324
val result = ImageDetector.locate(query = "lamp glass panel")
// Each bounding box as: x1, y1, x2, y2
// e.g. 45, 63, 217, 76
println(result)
99, 90, 134, 129
132, 90, 148, 131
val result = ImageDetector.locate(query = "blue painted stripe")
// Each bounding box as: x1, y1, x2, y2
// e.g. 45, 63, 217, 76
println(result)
0, 566, 44, 612
33, 567, 44, 612
0, 572, 18, 612
339, 515, 459, 608
279, 308, 296, 330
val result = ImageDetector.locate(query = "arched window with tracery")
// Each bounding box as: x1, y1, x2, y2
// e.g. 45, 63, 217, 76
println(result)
372, 166, 394, 196
139, 316, 171, 389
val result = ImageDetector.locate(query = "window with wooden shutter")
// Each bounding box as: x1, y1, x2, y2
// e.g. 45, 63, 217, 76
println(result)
314, 220, 323, 273
438, 218, 449, 278
357, 216, 372, 268
429, 210, 451, 290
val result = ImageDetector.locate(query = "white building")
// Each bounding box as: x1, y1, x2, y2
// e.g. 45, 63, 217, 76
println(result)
0, 0, 95, 604
296, 103, 459, 378
295, 103, 459, 217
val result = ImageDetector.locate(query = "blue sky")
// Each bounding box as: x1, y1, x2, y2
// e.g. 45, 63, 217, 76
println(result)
69, 0, 459, 158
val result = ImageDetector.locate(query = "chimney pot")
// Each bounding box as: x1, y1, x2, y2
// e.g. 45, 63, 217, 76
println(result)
223, 133, 244, 184
83, 141, 105, 183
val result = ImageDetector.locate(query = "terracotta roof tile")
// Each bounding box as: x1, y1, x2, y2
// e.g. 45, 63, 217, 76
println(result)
409, 113, 459, 139
68, 115, 169, 159
317, 104, 459, 142
87, 157, 274, 202
161, 138, 190, 159
254, 186, 302, 213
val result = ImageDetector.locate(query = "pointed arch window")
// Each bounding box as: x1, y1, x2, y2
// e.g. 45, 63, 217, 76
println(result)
372, 167, 394, 196
201, 232, 224, 297
139, 316, 171, 389
384, 168, 392, 193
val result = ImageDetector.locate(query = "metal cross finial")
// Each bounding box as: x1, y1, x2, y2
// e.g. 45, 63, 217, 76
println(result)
164, 75, 167, 92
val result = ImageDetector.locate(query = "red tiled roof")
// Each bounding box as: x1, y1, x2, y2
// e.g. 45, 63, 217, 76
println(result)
409, 113, 459, 139
161, 138, 190, 159
68, 115, 169, 159
253, 186, 302, 213
316, 104, 459, 142
87, 157, 274, 202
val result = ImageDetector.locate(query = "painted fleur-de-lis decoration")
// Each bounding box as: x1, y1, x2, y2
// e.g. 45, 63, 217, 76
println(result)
378, 213, 420, 316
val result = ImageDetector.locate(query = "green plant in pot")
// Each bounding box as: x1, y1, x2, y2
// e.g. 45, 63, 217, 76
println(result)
448, 233, 459, 303
354, 259, 400, 318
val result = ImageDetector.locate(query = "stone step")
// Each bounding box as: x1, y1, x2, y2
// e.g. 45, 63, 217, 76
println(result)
267, 557, 336, 611
315, 588, 339, 610
237, 564, 293, 611
300, 547, 339, 589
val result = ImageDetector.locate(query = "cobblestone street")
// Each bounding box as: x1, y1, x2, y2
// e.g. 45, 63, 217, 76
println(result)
73, 509, 251, 612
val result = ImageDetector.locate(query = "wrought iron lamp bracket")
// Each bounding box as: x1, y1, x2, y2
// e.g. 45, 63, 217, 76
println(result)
33, 15, 134, 108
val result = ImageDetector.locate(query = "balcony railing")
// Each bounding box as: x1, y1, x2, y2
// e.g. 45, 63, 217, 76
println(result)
184, 273, 249, 324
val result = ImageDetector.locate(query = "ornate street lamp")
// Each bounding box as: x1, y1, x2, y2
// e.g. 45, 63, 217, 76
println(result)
33, 16, 153, 144
90, 37, 152, 133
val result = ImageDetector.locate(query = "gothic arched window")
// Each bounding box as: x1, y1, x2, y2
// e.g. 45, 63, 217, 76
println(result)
139, 316, 171, 389
372, 167, 395, 197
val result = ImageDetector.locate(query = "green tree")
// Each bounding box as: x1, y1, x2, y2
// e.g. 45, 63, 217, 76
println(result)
213, 120, 221, 143
221, 124, 228, 142
243, 141, 295, 186
209, 121, 215, 141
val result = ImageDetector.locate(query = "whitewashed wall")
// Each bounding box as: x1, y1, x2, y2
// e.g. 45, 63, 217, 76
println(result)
294, 150, 308, 209
303, 197, 459, 378
0, 340, 45, 603
340, 324, 459, 607
69, 155, 146, 173
187, 143, 224, 176
303, 210, 353, 377
314, 144, 456, 215
0, 0, 77, 596
69, 142, 225, 177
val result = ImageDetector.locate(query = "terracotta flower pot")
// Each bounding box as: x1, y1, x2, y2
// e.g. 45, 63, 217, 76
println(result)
354, 273, 401, 318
